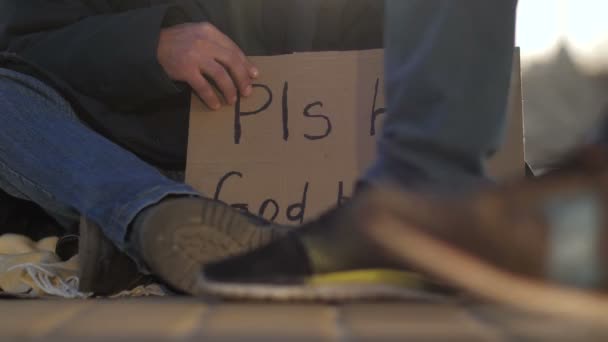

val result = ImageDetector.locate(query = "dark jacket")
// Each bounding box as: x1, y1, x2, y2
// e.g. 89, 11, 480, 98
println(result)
0, 1, 227, 170
0, 1, 382, 170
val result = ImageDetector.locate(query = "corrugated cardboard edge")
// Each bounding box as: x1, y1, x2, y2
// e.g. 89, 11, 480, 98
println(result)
486, 47, 524, 179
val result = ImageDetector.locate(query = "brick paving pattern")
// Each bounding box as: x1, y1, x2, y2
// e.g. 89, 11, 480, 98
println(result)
1, 299, 607, 341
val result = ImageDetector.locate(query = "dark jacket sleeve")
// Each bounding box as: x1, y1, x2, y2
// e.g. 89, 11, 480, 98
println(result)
0, 1, 194, 108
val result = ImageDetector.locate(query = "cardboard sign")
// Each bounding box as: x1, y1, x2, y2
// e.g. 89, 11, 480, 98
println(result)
186, 49, 523, 225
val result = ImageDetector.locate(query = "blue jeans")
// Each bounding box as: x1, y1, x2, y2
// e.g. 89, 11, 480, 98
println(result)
364, 0, 518, 193
0, 69, 198, 250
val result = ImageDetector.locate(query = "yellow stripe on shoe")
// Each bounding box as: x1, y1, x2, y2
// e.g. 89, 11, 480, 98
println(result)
307, 269, 425, 289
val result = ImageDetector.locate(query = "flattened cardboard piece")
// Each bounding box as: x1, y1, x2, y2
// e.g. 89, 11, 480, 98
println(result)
186, 49, 524, 224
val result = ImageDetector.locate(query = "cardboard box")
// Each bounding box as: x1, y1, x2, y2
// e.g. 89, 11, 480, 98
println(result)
186, 49, 523, 224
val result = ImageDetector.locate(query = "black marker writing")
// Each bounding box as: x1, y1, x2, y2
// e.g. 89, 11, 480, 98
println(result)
287, 182, 309, 224
214, 171, 249, 212
337, 181, 350, 207
303, 101, 332, 140
370, 78, 386, 136
234, 84, 273, 144
259, 199, 280, 222
282, 82, 289, 141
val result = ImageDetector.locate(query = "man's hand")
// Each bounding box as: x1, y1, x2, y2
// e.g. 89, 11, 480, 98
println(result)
157, 23, 259, 110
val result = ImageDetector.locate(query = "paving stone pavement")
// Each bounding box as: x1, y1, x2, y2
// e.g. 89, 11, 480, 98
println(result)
1, 298, 607, 341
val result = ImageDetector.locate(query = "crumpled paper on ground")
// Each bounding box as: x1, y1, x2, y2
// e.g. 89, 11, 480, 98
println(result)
0, 234, 167, 298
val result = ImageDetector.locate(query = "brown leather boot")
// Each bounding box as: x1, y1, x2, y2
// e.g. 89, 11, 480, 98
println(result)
78, 197, 289, 296
78, 217, 147, 296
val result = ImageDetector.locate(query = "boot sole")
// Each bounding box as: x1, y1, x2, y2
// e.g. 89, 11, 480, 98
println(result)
139, 198, 284, 295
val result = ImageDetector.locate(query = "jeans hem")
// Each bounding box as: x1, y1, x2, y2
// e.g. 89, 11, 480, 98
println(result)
107, 183, 200, 246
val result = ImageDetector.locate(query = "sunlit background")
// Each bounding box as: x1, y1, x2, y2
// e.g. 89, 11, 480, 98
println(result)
516, 0, 608, 174
517, 0, 608, 71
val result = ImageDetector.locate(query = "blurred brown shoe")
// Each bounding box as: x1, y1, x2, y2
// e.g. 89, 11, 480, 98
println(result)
363, 145, 608, 321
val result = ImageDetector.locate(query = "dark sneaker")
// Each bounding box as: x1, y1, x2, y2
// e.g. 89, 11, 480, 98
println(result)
78, 217, 149, 296
130, 197, 290, 295
198, 197, 447, 301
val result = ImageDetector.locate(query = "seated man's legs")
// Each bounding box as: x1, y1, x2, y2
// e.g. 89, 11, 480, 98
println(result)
0, 68, 195, 246
0, 68, 282, 295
